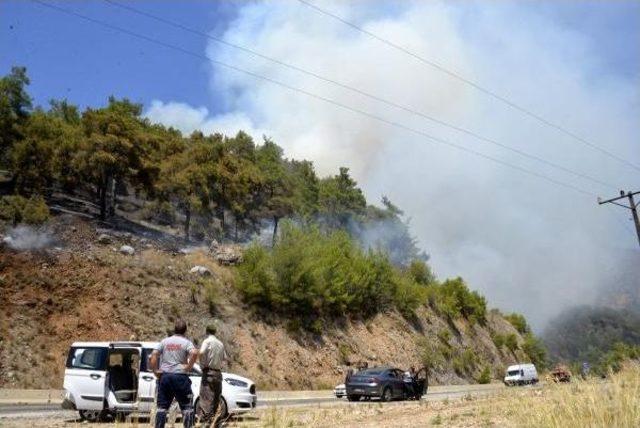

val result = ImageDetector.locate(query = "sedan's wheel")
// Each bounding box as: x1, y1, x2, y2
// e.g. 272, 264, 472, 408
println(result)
381, 387, 392, 402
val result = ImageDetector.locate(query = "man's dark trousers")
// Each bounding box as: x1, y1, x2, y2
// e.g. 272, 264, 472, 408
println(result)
197, 368, 223, 427
155, 373, 194, 428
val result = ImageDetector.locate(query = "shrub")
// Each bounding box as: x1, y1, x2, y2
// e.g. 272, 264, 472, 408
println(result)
453, 347, 477, 375
418, 338, 444, 372
492, 333, 506, 349
393, 272, 425, 317
429, 277, 487, 325
461, 348, 478, 370
407, 259, 434, 285
452, 357, 465, 375
438, 344, 453, 360
338, 344, 351, 364
522, 332, 547, 369
437, 329, 452, 345
202, 280, 217, 315
505, 334, 519, 353
505, 312, 530, 334
236, 222, 423, 324
0, 195, 50, 226
477, 366, 491, 384
593, 342, 640, 376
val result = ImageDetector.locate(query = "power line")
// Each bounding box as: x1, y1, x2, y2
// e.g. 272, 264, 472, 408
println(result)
102, 0, 618, 192
32, 0, 599, 201
296, 0, 640, 174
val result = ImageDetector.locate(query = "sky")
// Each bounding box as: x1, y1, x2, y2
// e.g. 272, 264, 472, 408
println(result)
2, 0, 639, 329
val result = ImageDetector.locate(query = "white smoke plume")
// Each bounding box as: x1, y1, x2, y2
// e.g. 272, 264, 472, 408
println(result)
145, 1, 640, 329
2, 226, 54, 251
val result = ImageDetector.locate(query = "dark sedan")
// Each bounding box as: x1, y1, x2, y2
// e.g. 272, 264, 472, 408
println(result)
345, 367, 407, 402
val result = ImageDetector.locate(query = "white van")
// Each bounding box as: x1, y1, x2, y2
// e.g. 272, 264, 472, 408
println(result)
504, 363, 538, 386
62, 341, 257, 421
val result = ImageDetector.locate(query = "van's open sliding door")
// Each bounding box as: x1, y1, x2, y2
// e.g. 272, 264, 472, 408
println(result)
106, 346, 141, 411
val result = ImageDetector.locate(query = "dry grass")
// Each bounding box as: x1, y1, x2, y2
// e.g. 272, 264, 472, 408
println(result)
511, 363, 640, 428
227, 363, 640, 428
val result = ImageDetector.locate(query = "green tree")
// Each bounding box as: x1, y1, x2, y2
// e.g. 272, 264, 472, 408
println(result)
49, 99, 80, 125
157, 135, 218, 239
74, 97, 151, 219
48, 99, 85, 192
318, 167, 366, 229
215, 132, 261, 240
288, 159, 319, 220
255, 139, 296, 245
357, 197, 423, 266
0, 66, 32, 166
10, 109, 56, 194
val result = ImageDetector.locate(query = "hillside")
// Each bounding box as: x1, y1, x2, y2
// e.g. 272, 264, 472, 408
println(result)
0, 67, 541, 390
0, 215, 531, 390
543, 251, 640, 373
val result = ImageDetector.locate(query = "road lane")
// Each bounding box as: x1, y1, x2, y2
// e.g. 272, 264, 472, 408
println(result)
0, 383, 511, 420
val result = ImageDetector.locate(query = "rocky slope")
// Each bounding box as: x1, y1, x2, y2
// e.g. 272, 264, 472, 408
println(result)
0, 215, 527, 390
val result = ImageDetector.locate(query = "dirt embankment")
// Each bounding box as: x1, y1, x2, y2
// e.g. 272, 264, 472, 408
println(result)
0, 216, 525, 390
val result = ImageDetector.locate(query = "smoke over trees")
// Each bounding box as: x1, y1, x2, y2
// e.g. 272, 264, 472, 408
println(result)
0, 67, 422, 267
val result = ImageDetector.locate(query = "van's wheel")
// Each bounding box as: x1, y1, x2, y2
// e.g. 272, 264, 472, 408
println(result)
381, 387, 392, 402
79, 409, 108, 422
347, 395, 360, 402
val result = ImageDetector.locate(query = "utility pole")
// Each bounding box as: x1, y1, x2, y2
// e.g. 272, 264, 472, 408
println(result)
598, 190, 640, 247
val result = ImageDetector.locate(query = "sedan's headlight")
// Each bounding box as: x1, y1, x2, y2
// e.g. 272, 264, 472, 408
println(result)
224, 378, 248, 388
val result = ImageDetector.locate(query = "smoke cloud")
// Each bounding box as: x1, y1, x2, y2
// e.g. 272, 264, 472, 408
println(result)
2, 226, 54, 251
145, 1, 640, 329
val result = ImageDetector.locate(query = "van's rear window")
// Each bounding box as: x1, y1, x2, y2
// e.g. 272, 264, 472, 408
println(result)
66, 347, 108, 370
507, 370, 520, 376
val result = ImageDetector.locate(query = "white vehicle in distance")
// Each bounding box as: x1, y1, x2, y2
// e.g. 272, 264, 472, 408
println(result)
334, 383, 346, 398
62, 341, 257, 422
504, 363, 539, 386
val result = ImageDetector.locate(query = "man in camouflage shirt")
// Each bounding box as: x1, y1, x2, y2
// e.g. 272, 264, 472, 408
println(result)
197, 324, 227, 427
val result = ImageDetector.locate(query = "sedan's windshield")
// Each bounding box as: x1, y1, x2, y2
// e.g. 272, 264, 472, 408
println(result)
358, 369, 383, 376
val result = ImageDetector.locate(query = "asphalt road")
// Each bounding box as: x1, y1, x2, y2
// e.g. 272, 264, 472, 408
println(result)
0, 384, 509, 420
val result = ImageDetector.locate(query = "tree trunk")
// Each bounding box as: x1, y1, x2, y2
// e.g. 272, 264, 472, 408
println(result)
272, 216, 280, 247
99, 177, 108, 220
216, 206, 225, 237
109, 177, 117, 217
184, 206, 191, 242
